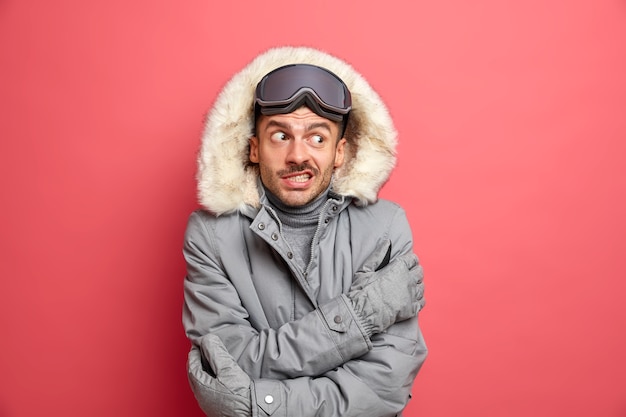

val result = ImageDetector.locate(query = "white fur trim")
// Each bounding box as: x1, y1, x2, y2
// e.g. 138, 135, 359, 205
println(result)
197, 46, 397, 215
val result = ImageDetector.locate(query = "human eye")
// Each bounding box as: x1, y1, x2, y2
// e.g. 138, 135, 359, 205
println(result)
309, 134, 325, 146
270, 131, 288, 142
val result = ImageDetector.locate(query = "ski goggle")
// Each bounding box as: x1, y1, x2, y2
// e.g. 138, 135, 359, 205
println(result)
254, 64, 352, 123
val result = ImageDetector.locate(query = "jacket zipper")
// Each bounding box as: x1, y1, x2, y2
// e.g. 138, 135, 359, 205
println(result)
304, 198, 341, 279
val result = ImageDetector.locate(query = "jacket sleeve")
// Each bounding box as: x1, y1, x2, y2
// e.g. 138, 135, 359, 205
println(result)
249, 317, 427, 417
183, 211, 373, 379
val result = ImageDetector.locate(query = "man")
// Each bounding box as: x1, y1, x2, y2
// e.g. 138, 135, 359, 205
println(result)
183, 46, 427, 417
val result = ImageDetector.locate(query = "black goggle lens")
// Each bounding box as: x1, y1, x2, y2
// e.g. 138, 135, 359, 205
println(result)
255, 64, 351, 115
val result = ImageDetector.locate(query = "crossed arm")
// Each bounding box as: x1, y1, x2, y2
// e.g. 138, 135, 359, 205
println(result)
183, 212, 426, 416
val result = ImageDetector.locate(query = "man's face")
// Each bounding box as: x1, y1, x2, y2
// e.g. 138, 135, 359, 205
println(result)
250, 106, 346, 207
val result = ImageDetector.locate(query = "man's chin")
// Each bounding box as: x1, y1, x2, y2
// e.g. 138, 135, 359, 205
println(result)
278, 190, 315, 207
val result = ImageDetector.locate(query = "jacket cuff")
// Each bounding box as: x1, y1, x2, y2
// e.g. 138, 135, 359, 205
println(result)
347, 294, 377, 338
317, 294, 373, 360
251, 379, 285, 417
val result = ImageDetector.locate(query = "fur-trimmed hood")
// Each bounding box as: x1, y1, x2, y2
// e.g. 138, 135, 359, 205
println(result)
197, 46, 398, 215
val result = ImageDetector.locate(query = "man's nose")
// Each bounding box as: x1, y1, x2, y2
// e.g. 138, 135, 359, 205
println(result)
286, 138, 309, 164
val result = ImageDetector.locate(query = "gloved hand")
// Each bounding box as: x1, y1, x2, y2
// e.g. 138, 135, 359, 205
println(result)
187, 333, 252, 417
347, 240, 425, 336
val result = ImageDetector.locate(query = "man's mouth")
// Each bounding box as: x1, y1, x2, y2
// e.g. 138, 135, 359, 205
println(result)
288, 173, 312, 183
278, 165, 318, 188
281, 169, 315, 188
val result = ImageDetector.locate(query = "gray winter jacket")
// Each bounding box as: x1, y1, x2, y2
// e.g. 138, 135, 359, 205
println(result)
183, 47, 427, 417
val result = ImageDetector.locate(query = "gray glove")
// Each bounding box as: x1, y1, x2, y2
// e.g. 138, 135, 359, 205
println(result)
347, 240, 424, 336
187, 334, 252, 417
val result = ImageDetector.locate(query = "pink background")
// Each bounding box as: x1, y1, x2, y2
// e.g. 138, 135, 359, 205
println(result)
1, 1, 625, 416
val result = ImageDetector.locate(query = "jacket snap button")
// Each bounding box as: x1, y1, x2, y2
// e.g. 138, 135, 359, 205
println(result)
287, 252, 293, 259
334, 315, 342, 324
258, 223, 265, 230
332, 205, 338, 211
264, 395, 274, 404
271, 232, 278, 241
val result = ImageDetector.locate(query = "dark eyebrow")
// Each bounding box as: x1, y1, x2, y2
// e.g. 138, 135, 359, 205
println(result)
265, 120, 290, 130
306, 122, 333, 134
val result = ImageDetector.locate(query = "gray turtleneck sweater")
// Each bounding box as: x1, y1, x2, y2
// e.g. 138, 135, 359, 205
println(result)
264, 186, 330, 268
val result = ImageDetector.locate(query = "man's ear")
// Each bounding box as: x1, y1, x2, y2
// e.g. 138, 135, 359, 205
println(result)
334, 138, 347, 168
249, 136, 259, 163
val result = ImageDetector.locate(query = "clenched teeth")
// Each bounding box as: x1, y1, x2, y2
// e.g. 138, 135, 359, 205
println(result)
289, 174, 311, 182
